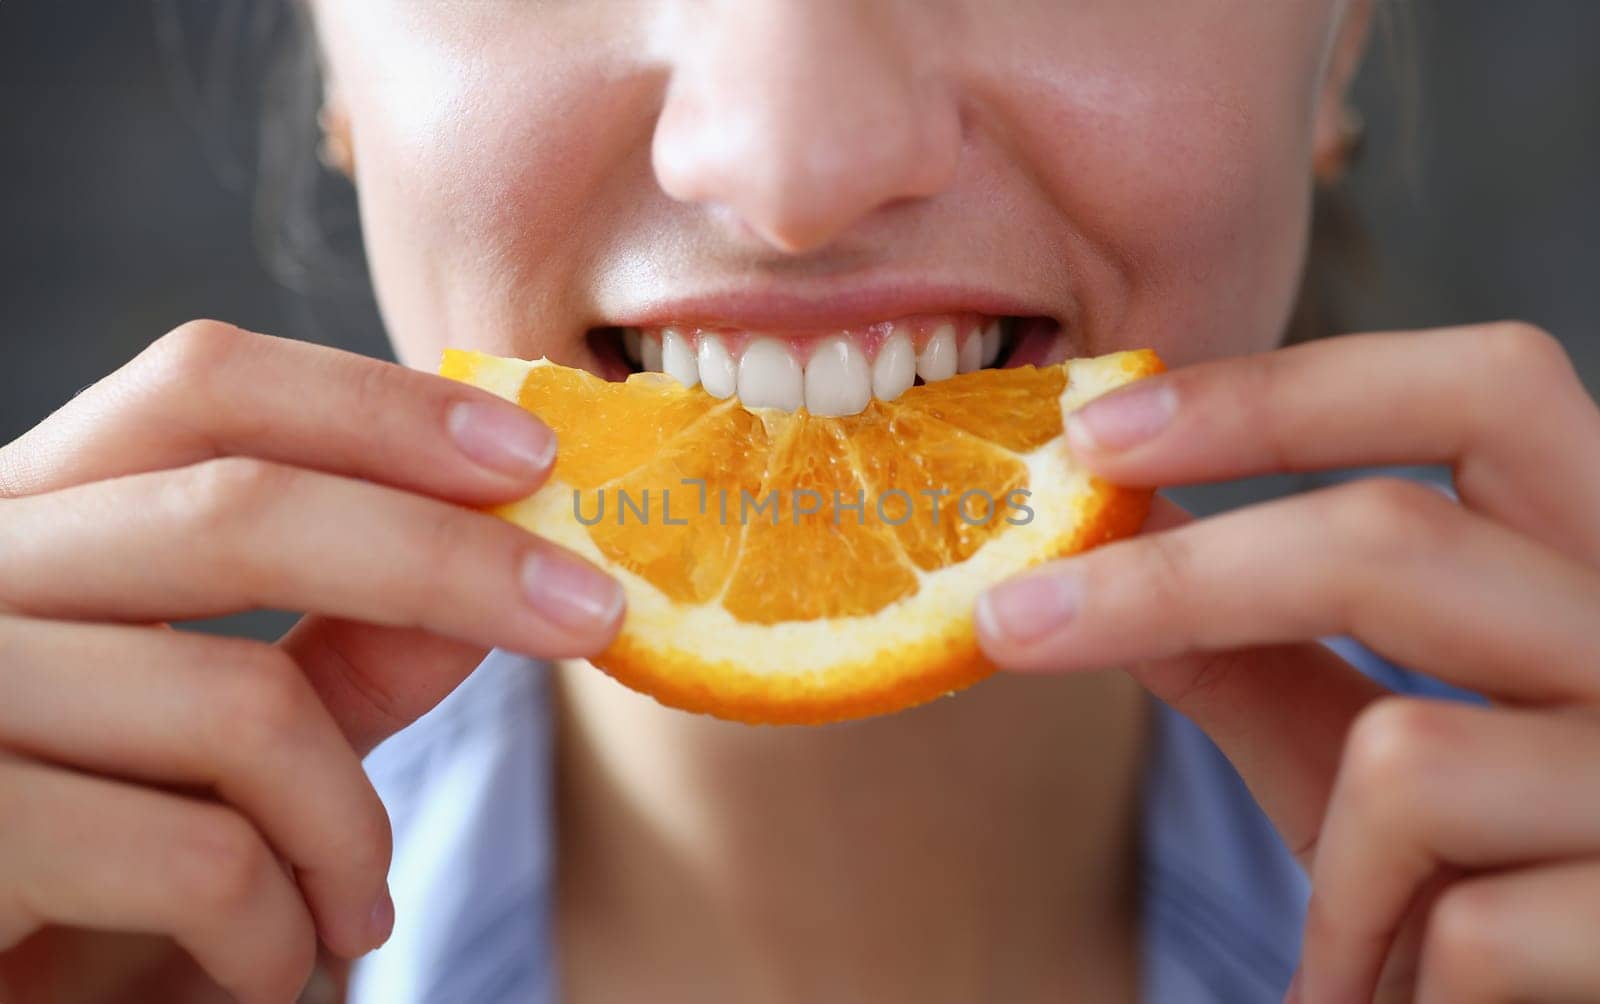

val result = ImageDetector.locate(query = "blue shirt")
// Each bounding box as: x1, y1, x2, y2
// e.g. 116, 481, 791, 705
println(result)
347, 635, 1467, 1004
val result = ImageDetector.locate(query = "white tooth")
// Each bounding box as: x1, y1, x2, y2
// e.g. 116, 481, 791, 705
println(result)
661, 328, 699, 387
697, 334, 737, 399
981, 321, 1002, 366
622, 327, 643, 364
958, 330, 983, 373
737, 337, 803, 411
640, 334, 663, 373
916, 324, 958, 382
804, 336, 872, 417
872, 331, 915, 402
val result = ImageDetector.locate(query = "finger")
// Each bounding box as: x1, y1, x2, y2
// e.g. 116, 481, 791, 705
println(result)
1298, 700, 1600, 1004
0, 756, 320, 1004
0, 457, 625, 657
0, 617, 393, 960
280, 616, 493, 756
1134, 492, 1188, 533
1021, 495, 1388, 866
0, 320, 554, 505
1062, 324, 1600, 566
1413, 858, 1600, 1004
1133, 641, 1384, 873
977, 477, 1600, 704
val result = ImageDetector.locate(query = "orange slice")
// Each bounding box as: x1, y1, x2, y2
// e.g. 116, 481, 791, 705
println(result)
441, 348, 1163, 724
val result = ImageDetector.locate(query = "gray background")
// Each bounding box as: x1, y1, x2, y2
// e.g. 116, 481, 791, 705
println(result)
2, 2, 1597, 638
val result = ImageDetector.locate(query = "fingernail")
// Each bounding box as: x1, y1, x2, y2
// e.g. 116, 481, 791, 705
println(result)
976, 567, 1081, 646
522, 549, 625, 634
368, 886, 395, 949
1066, 380, 1177, 452
448, 400, 556, 478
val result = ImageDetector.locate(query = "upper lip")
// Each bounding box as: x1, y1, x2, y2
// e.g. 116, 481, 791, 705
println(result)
598, 280, 1057, 333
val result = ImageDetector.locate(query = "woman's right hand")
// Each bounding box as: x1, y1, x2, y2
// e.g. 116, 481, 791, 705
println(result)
0, 321, 624, 1003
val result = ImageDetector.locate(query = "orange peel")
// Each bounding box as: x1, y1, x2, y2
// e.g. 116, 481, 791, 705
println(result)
442, 347, 1162, 724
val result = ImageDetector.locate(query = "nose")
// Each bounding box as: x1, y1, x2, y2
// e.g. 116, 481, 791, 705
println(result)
651, 1, 963, 254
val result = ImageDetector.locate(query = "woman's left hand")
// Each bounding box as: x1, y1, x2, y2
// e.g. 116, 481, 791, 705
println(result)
976, 322, 1600, 1004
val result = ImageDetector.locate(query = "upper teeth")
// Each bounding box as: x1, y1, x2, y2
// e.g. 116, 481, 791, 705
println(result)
697, 332, 737, 399
916, 324, 958, 382
981, 320, 1002, 366
661, 328, 699, 388
620, 317, 1007, 416
804, 336, 872, 416
639, 334, 663, 374
736, 336, 803, 410
871, 331, 916, 403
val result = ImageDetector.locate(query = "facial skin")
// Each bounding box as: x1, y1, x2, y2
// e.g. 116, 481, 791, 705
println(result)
310, 0, 1368, 377
306, 2, 1373, 999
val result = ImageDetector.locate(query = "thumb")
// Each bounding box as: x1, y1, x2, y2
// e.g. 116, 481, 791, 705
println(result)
279, 615, 493, 757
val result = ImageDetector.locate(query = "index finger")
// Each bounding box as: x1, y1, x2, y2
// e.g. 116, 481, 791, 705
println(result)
0, 320, 554, 505
980, 486, 1600, 860
1061, 324, 1600, 567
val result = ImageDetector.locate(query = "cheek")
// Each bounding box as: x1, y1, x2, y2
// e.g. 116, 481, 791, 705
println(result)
322, 8, 651, 368
985, 12, 1327, 365
1062, 84, 1313, 365
318, 1, 1335, 371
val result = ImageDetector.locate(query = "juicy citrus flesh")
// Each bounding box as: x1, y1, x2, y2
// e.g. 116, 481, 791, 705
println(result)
441, 347, 1163, 725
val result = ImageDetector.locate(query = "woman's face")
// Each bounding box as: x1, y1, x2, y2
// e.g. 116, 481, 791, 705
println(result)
310, 0, 1367, 389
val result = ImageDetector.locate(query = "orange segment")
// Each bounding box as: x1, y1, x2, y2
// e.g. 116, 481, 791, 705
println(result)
586, 404, 770, 603
519, 366, 719, 488
845, 407, 1029, 572
722, 416, 918, 624
442, 346, 1164, 725
893, 364, 1067, 451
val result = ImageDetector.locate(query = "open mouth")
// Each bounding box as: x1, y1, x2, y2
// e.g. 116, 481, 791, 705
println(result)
586, 313, 1065, 416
